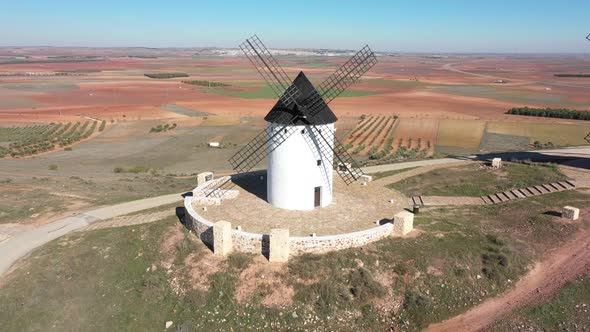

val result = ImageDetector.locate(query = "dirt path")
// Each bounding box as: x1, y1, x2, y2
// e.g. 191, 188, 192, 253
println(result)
0, 192, 183, 276
443, 61, 590, 90
425, 216, 590, 332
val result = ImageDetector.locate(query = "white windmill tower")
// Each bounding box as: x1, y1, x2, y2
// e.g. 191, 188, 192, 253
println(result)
265, 71, 337, 210
205, 35, 377, 210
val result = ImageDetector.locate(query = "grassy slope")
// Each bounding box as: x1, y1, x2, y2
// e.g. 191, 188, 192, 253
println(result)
1, 187, 588, 331
370, 167, 419, 180
0, 174, 192, 224
489, 275, 590, 331
389, 162, 567, 197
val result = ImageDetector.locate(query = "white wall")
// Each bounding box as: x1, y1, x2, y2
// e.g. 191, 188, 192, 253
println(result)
267, 123, 334, 210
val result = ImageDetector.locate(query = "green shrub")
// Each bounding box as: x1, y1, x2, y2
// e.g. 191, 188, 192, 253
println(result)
113, 166, 150, 174
149, 123, 176, 133
49, 164, 58, 171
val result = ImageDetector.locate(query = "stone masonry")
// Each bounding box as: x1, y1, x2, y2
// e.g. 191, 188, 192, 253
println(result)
213, 220, 232, 256
492, 158, 502, 169
393, 211, 414, 236
197, 171, 214, 186
562, 206, 580, 220
269, 228, 289, 262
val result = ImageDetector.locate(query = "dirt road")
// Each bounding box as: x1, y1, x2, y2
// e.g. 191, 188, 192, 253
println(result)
443, 62, 590, 90
425, 217, 590, 332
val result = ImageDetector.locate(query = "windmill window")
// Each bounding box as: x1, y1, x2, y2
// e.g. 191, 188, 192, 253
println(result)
317, 160, 322, 166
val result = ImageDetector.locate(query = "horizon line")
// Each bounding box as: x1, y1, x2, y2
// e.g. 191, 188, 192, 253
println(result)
1, 45, 589, 56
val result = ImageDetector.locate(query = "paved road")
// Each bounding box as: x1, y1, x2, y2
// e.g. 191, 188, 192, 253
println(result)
1, 145, 588, 277
0, 193, 183, 276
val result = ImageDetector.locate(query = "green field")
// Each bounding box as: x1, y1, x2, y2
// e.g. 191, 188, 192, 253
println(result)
206, 85, 379, 99
389, 162, 567, 197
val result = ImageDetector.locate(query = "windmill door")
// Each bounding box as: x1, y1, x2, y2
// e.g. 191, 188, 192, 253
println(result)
314, 186, 321, 207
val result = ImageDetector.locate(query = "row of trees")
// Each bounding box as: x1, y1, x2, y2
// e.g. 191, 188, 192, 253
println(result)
182, 80, 230, 87
0, 120, 104, 158
506, 107, 590, 120
144, 73, 189, 79
149, 123, 177, 133
554, 74, 590, 78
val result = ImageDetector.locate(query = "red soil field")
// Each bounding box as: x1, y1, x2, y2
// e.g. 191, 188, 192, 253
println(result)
1, 49, 588, 126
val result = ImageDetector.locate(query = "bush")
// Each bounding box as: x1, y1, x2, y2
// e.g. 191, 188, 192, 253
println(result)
113, 166, 150, 174
49, 164, 58, 171
401, 290, 433, 328
64, 147, 72, 151
149, 123, 176, 133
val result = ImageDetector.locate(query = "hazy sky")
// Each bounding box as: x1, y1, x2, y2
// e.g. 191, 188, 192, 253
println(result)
1, 0, 589, 53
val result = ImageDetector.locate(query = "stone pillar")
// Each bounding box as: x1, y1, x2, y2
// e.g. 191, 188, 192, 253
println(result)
213, 220, 232, 256
197, 172, 214, 186
269, 228, 290, 262
562, 206, 580, 220
492, 158, 502, 169
393, 211, 414, 236
360, 174, 373, 183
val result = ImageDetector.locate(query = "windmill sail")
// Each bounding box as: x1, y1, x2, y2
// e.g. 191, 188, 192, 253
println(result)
240, 35, 301, 108
202, 36, 378, 198
302, 45, 377, 117
203, 36, 305, 197
306, 126, 364, 184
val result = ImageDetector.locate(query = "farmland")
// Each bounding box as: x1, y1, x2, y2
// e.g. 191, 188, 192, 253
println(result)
344, 116, 590, 161
0, 47, 589, 332
0, 120, 104, 158
344, 115, 436, 164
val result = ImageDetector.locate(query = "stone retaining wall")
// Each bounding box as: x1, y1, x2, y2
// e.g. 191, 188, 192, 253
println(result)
289, 224, 393, 255
184, 195, 394, 256
185, 173, 400, 257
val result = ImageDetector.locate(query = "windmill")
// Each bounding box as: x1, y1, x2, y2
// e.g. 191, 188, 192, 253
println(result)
202, 35, 377, 210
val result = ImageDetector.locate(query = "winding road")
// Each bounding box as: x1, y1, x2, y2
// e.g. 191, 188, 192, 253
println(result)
0, 193, 182, 276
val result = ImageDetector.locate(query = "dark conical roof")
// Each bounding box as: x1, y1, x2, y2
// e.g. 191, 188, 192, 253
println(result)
264, 71, 337, 125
